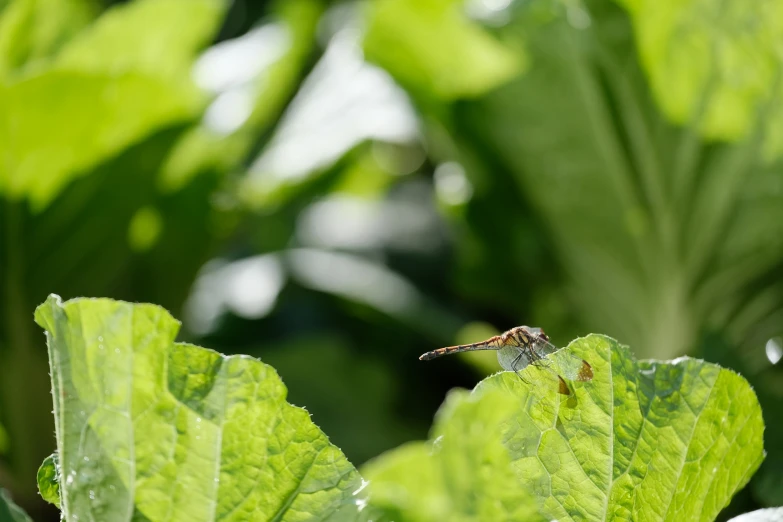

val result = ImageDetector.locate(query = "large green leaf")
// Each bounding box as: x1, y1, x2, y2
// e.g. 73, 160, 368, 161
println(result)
615, 0, 783, 159
0, 0, 225, 210
55, 0, 224, 78
364, 334, 765, 521
0, 71, 201, 209
362, 389, 542, 521
35, 295, 367, 521
478, 334, 765, 521
363, 0, 522, 100
0, 0, 95, 78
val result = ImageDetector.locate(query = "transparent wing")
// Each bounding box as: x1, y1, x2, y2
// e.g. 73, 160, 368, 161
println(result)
500, 344, 572, 395
531, 337, 593, 382
497, 345, 531, 371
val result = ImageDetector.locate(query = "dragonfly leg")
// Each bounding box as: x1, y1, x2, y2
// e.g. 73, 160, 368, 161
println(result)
510, 353, 531, 385
528, 347, 553, 371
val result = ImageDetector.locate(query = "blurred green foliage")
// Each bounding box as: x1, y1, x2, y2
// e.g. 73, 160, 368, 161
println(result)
0, 488, 32, 522
1, 0, 782, 518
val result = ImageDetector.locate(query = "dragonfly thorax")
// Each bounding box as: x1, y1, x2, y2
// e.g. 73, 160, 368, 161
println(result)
502, 326, 548, 347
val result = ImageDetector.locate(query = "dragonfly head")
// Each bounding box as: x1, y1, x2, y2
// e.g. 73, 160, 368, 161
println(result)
520, 326, 549, 343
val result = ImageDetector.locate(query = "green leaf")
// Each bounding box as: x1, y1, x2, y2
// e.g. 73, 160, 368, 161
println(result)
363, 0, 522, 100
0, 70, 202, 209
55, 0, 225, 78
728, 508, 783, 522
474, 334, 765, 521
0, 489, 32, 522
37, 453, 61, 508
35, 294, 367, 521
0, 0, 96, 78
0, 0, 225, 210
614, 0, 783, 159
362, 388, 542, 522
363, 334, 764, 521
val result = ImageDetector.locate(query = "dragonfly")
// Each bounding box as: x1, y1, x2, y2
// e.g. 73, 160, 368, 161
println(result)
419, 326, 593, 395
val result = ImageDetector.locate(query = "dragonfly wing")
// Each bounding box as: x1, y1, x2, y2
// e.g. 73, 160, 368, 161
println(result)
497, 346, 531, 372
533, 338, 594, 382
499, 343, 574, 395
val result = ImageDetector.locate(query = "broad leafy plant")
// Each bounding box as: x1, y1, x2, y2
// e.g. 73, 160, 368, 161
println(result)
31, 296, 765, 521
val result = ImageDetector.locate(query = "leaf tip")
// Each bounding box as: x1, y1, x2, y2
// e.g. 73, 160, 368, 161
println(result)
33, 294, 64, 332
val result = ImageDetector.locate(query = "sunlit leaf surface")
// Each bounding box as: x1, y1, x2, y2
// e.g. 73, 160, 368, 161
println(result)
35, 295, 368, 521
478, 335, 765, 521
363, 389, 542, 522
365, 334, 765, 521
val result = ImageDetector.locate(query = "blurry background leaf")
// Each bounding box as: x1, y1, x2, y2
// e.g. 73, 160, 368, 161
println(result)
0, 0, 226, 209
0, 421, 8, 455
614, 0, 783, 159
55, 0, 224, 77
0, 0, 96, 78
0, 71, 202, 208
0, 489, 32, 522
363, 0, 523, 100
162, 0, 325, 192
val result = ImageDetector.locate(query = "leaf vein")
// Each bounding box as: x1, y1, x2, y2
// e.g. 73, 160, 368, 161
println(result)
600, 340, 615, 521
659, 371, 719, 520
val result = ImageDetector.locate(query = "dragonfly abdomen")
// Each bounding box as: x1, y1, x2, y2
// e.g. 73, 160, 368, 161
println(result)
418, 338, 500, 361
